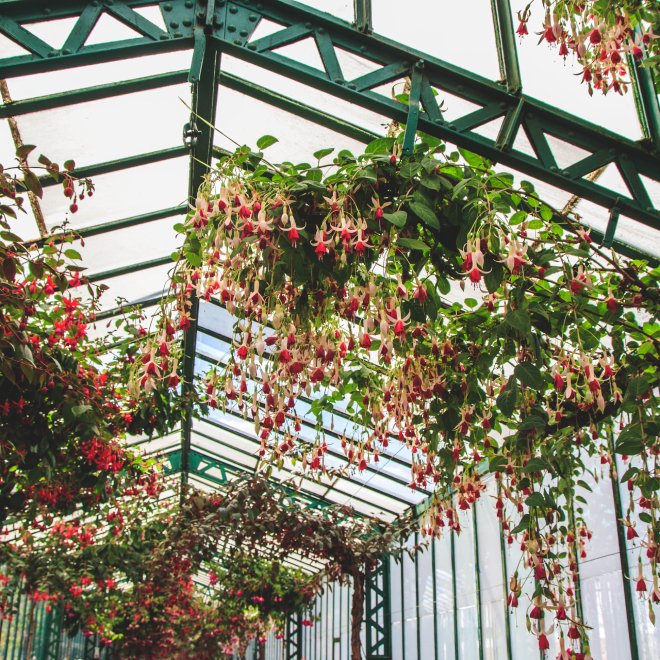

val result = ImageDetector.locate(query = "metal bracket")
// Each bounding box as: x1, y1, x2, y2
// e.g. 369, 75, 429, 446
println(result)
183, 120, 201, 148
603, 198, 622, 248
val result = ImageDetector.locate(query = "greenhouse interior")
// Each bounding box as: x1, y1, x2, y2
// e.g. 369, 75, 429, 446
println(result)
0, 0, 658, 658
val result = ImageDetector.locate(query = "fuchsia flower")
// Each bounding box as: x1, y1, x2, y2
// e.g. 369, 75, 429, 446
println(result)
460, 239, 488, 283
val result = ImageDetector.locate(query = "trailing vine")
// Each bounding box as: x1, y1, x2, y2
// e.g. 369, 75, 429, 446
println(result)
137, 131, 659, 653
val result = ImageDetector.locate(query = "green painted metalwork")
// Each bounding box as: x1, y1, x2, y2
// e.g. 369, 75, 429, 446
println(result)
38, 146, 188, 188
399, 538, 406, 658
365, 556, 392, 659
286, 611, 302, 660
180, 0, 221, 500
0, 1, 656, 228
472, 511, 483, 660
402, 62, 423, 157
450, 531, 458, 660
353, 0, 371, 34
490, 0, 521, 93
431, 539, 439, 660
608, 433, 640, 660
87, 255, 173, 283
0, 70, 190, 118
496, 482, 513, 660
94, 293, 164, 322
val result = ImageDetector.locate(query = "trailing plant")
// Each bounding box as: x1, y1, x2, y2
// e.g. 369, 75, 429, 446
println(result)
516, 0, 659, 94
139, 131, 659, 654
0, 146, 184, 528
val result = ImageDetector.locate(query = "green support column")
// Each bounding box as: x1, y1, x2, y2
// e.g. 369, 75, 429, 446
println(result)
608, 433, 640, 660
179, 0, 223, 498
472, 511, 484, 660
450, 532, 458, 660
497, 482, 513, 660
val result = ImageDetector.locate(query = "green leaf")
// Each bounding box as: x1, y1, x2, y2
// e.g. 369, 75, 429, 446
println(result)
409, 202, 440, 230
505, 309, 531, 335
509, 210, 527, 226
510, 513, 530, 535
397, 237, 430, 251
256, 135, 278, 149
526, 492, 545, 508
383, 211, 407, 227
64, 249, 82, 261
496, 380, 518, 416
489, 455, 508, 473
419, 175, 442, 191
364, 137, 395, 154
22, 170, 43, 198
522, 457, 550, 473
624, 376, 649, 402
63, 159, 75, 172
614, 424, 644, 455
313, 147, 334, 160
514, 362, 545, 390
185, 251, 202, 268
16, 144, 36, 160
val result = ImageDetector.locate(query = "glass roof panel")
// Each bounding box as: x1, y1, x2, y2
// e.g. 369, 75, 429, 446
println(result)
221, 55, 388, 136
295, 0, 354, 23
214, 84, 368, 160
508, 0, 642, 139
70, 215, 183, 278
371, 0, 501, 81
13, 85, 191, 168
38, 157, 189, 232
5, 51, 191, 100
93, 262, 172, 312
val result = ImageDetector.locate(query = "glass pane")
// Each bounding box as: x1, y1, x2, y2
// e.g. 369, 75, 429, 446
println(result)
403, 534, 419, 660
16, 84, 190, 168
508, 0, 642, 138
372, 0, 501, 81
417, 543, 435, 658
434, 534, 455, 660
390, 553, 404, 660
477, 479, 508, 660
455, 507, 478, 660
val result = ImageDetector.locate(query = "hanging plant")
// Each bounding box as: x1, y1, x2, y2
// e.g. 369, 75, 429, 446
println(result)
140, 131, 659, 653
0, 146, 181, 528
515, 0, 659, 94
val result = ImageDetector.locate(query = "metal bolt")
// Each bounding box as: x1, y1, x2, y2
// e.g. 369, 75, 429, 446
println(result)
318, 27, 325, 34
163, 2, 172, 10
249, 14, 258, 22
247, 43, 256, 50
173, 31, 183, 38
183, 18, 192, 27
47, 50, 57, 57
229, 5, 238, 13
234, 38, 243, 45
227, 24, 236, 32
305, 22, 312, 29
240, 29, 248, 37
184, 0, 193, 7
347, 82, 357, 90
170, 20, 179, 28
159, 33, 170, 40
334, 77, 344, 84
62, 48, 71, 55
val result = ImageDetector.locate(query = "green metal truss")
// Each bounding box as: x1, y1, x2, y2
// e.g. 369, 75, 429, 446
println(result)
365, 556, 392, 659
0, 0, 658, 227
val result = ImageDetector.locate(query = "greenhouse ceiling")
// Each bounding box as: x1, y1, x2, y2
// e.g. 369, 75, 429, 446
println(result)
0, 0, 659, 521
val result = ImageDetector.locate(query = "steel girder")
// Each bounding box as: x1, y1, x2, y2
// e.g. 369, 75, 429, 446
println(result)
0, 0, 658, 229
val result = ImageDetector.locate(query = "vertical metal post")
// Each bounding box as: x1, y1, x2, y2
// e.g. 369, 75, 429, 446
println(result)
450, 532, 458, 660
627, 32, 660, 152
490, 0, 522, 93
414, 533, 421, 659
497, 482, 513, 660
400, 538, 406, 659
353, 0, 372, 33
402, 63, 423, 157
180, 0, 221, 498
608, 434, 640, 660
365, 556, 392, 659
431, 540, 439, 660
472, 511, 483, 660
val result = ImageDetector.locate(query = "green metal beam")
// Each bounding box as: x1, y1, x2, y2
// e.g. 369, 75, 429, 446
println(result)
39, 146, 188, 187
210, 0, 658, 227
87, 255, 172, 283
94, 293, 164, 321
0, 70, 189, 119
220, 71, 378, 144
353, 0, 372, 34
